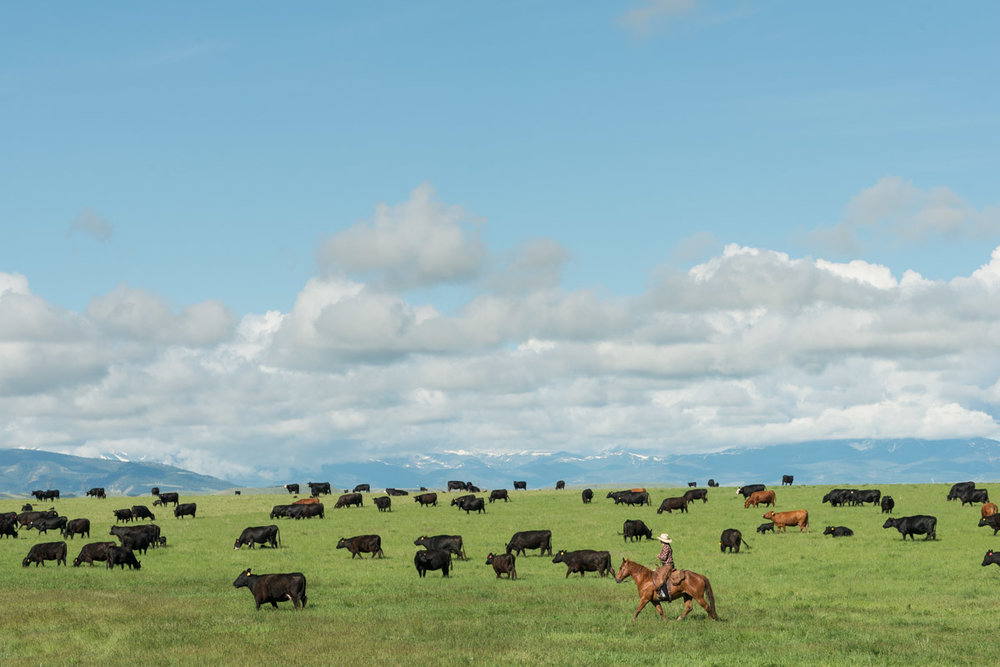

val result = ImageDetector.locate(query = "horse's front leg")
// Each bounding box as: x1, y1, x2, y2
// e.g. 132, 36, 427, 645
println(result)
633, 598, 649, 620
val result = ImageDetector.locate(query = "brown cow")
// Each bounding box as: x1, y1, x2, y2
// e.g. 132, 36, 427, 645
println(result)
762, 509, 809, 532
292, 497, 320, 505
982, 502, 998, 519
744, 490, 776, 508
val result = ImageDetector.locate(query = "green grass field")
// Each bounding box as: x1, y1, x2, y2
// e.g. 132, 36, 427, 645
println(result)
0, 483, 996, 665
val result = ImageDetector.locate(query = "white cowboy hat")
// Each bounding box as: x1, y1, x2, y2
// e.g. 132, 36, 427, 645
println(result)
657, 533, 672, 543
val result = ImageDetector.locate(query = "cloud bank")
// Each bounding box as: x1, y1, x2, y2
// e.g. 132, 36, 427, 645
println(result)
3, 183, 1000, 483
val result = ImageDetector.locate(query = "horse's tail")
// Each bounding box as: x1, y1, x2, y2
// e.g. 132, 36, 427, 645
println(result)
704, 576, 718, 620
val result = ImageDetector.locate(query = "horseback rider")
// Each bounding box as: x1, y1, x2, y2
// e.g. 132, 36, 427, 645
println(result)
654, 532, 674, 601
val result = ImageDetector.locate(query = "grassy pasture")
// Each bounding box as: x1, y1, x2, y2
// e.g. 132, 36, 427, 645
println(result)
0, 483, 997, 665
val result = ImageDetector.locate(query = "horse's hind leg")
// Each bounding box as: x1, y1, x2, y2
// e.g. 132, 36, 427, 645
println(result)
693, 594, 714, 618
677, 597, 693, 620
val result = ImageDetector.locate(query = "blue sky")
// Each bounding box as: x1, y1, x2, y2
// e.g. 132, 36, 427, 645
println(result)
2, 2, 1000, 483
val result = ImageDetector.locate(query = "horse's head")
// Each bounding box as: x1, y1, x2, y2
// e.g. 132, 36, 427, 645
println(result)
614, 558, 633, 583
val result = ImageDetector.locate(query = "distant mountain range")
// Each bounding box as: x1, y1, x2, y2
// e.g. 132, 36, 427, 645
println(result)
2, 438, 999, 497
319, 437, 1000, 490
0, 449, 235, 498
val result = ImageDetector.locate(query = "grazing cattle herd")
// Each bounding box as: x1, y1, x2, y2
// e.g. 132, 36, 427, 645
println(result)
4, 476, 999, 618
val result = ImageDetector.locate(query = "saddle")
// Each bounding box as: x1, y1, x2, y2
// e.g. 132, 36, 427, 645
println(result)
657, 569, 687, 601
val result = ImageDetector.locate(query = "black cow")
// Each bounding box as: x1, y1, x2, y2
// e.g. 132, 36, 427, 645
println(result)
852, 490, 882, 507
18, 509, 56, 526
506, 530, 552, 557
737, 484, 766, 498
86, 487, 106, 499
106, 545, 141, 570
707, 479, 719, 487
687, 482, 697, 487
234, 525, 281, 549
32, 489, 60, 501
28, 516, 67, 534
288, 503, 324, 520
414, 492, 438, 507
977, 515, 1000, 535
73, 541, 116, 566
374, 496, 392, 512
948, 481, 975, 501
656, 497, 688, 514
156, 492, 180, 507
334, 493, 363, 509
174, 503, 197, 519
62, 518, 90, 540
982, 550, 1000, 567
608, 490, 650, 506
720, 528, 750, 553
284, 483, 299, 494
386, 488, 409, 496
513, 481, 527, 490
883, 515, 937, 540
451, 494, 475, 507
489, 489, 509, 503
336, 535, 384, 559
486, 552, 516, 579
23, 541, 67, 567
233, 568, 307, 609
683, 488, 708, 504
414, 549, 451, 577
307, 482, 332, 497
414, 535, 466, 560
110, 524, 161, 547
823, 526, 854, 537
581, 488, 593, 504
352, 484, 370, 493
552, 549, 612, 578
622, 519, 652, 542
822, 489, 853, 507
881, 496, 895, 513
0, 520, 18, 539
131, 505, 155, 521
113, 508, 134, 523
270, 504, 295, 519
447, 481, 467, 492
960, 489, 989, 506
121, 532, 151, 555
555, 480, 566, 490
458, 497, 486, 514
756, 522, 775, 535
782, 475, 794, 486
466, 484, 481, 493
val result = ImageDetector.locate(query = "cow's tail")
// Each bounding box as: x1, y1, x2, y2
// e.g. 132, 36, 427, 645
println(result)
741, 538, 751, 550
277, 527, 282, 548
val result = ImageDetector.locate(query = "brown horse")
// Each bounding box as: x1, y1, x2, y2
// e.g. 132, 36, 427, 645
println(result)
614, 558, 718, 621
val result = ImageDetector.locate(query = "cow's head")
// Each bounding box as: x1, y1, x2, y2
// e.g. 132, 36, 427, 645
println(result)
233, 568, 253, 588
